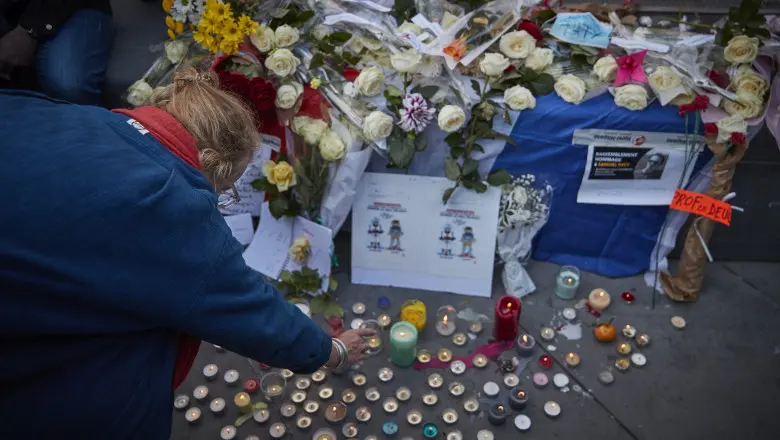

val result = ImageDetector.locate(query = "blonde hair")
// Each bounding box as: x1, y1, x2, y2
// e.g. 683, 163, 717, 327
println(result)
148, 67, 260, 185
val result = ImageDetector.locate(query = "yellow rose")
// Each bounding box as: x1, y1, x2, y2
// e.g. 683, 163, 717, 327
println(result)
288, 236, 311, 264
724, 35, 759, 64
261, 160, 297, 192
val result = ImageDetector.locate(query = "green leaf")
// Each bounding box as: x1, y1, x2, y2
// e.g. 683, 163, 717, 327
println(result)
414, 135, 428, 152
280, 270, 293, 283
485, 88, 505, 99
450, 146, 465, 158
487, 169, 512, 186
527, 73, 555, 96
518, 67, 539, 82
384, 87, 403, 107
502, 109, 512, 125
268, 195, 290, 219
415, 86, 439, 100
445, 132, 462, 149
251, 177, 276, 193
318, 40, 336, 54
310, 295, 328, 313
329, 277, 338, 292
470, 79, 482, 95
753, 28, 771, 40
388, 136, 416, 169
535, 8, 556, 24
323, 302, 345, 319
462, 158, 479, 176
327, 31, 353, 46
310, 53, 324, 70
290, 10, 315, 27
473, 181, 488, 193
442, 185, 457, 204
444, 157, 462, 181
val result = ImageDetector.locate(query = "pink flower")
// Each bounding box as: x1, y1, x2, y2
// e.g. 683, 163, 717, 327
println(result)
399, 93, 435, 134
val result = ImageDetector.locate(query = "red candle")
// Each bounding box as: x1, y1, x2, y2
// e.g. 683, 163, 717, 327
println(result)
493, 295, 521, 341
243, 378, 259, 394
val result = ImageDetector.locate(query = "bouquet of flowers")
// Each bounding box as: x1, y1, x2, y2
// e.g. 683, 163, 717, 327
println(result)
496, 173, 554, 298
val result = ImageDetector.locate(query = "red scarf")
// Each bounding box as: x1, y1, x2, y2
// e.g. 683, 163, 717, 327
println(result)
113, 106, 202, 389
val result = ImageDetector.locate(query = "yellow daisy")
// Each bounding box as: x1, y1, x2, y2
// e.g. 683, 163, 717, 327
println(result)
221, 20, 242, 43
213, 1, 231, 19
219, 38, 240, 55
237, 15, 257, 35
198, 15, 217, 34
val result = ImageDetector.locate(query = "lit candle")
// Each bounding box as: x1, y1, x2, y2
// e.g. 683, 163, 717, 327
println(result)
539, 327, 555, 341
447, 431, 463, 440
281, 369, 294, 379
192, 385, 209, 402
554, 265, 580, 300
477, 429, 494, 440
508, 388, 528, 410
311, 370, 327, 384
355, 406, 372, 423
318, 385, 334, 400
435, 305, 457, 336
253, 408, 270, 423
463, 397, 479, 413
442, 408, 459, 425
280, 402, 296, 418
513, 414, 532, 432
295, 377, 311, 390
360, 319, 383, 355
377, 314, 392, 328
269, 422, 286, 439
234, 392, 252, 414
448, 381, 465, 397
395, 386, 411, 402
173, 394, 189, 411
261, 372, 286, 401
378, 367, 394, 382
615, 357, 630, 371
352, 302, 366, 315
303, 401, 319, 414
382, 397, 399, 414
622, 325, 637, 338
296, 414, 312, 430
538, 354, 553, 369
469, 321, 483, 334
219, 426, 236, 440
487, 403, 508, 425
636, 333, 651, 347
493, 295, 521, 341
223, 369, 239, 386
427, 373, 444, 389
544, 401, 562, 418
449, 360, 466, 376
389, 321, 418, 367
209, 398, 226, 416
472, 353, 488, 368
406, 409, 423, 425
503, 373, 520, 388
342, 422, 358, 438
588, 288, 611, 312
437, 349, 453, 363
417, 350, 432, 364
617, 343, 632, 355
203, 364, 219, 381
515, 334, 536, 357
365, 387, 380, 402
400, 299, 427, 332
291, 390, 306, 404
324, 401, 347, 423
351, 373, 367, 387
565, 352, 581, 367
341, 388, 356, 404
423, 391, 439, 406
482, 381, 500, 397
185, 407, 201, 424
312, 428, 337, 440
452, 332, 467, 346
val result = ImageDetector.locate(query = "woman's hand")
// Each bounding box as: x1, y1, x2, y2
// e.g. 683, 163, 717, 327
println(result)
325, 328, 377, 368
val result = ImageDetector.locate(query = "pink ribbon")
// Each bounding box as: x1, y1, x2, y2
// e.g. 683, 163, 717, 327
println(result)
614, 50, 648, 87
413, 341, 515, 370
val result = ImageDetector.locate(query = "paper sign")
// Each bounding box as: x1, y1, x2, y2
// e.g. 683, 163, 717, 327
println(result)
224, 213, 254, 245
218, 135, 275, 216
550, 13, 613, 49
670, 189, 732, 226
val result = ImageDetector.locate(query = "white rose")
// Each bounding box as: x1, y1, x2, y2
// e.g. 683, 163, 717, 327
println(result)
715, 114, 748, 144
360, 37, 384, 52
363, 111, 394, 141
614, 84, 648, 111
292, 116, 329, 145
274, 25, 300, 48
499, 30, 536, 59
318, 129, 347, 161
265, 48, 301, 77
437, 105, 466, 133
479, 53, 510, 77
391, 49, 423, 73
164, 40, 188, 64
722, 91, 764, 119
525, 48, 554, 72
311, 25, 330, 41
250, 26, 274, 53
554, 74, 587, 104
648, 66, 682, 92
503, 85, 536, 111
275, 82, 303, 110
442, 11, 459, 30
593, 56, 618, 82
398, 21, 423, 36
127, 80, 153, 107
511, 187, 528, 205
354, 66, 385, 97
724, 35, 759, 64
346, 36, 364, 53
733, 67, 769, 98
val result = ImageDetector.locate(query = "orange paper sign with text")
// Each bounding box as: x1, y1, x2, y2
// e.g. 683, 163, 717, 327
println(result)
669, 189, 732, 226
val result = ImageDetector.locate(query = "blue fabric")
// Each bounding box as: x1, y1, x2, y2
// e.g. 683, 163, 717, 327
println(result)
0, 90, 331, 439
492, 93, 709, 277
36, 9, 114, 105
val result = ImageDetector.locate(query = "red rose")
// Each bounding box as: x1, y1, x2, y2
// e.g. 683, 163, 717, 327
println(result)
693, 95, 710, 111
343, 67, 360, 82
248, 77, 276, 113
730, 132, 746, 144
707, 69, 729, 89
704, 123, 718, 136
217, 71, 250, 98
297, 85, 330, 120
517, 19, 544, 42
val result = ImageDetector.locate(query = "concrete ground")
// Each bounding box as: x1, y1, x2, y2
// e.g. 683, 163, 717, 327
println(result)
171, 236, 780, 440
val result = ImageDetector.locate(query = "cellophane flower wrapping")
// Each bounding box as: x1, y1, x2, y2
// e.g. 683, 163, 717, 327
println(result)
496, 173, 554, 298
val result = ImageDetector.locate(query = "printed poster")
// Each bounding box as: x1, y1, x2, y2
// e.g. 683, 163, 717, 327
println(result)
574, 129, 704, 206
351, 173, 501, 297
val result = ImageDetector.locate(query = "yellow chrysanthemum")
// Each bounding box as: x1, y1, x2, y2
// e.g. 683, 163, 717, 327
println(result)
198, 15, 217, 33
237, 15, 257, 35
213, 1, 231, 19
167, 29, 176, 40
219, 38, 240, 55
165, 15, 175, 29
174, 20, 184, 34
193, 30, 207, 45
162, 0, 173, 14
221, 20, 242, 43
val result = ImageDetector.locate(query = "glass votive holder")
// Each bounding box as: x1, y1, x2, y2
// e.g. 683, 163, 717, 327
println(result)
554, 265, 580, 300
260, 372, 286, 402
435, 305, 457, 336
359, 319, 383, 356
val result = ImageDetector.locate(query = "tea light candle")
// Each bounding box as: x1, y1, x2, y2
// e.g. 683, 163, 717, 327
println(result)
377, 314, 392, 328
303, 401, 319, 414
378, 367, 394, 382
296, 415, 312, 430
261, 372, 286, 400
493, 295, 521, 342
341, 388, 357, 404
508, 388, 528, 410
622, 325, 637, 338
269, 422, 286, 439
615, 358, 631, 371
350, 318, 364, 330
553, 373, 569, 388
360, 319, 383, 355
406, 409, 423, 425
365, 387, 380, 402
543, 401, 561, 418
389, 321, 418, 367
532, 372, 549, 388
565, 352, 581, 367
588, 288, 611, 312
631, 353, 647, 367
598, 370, 614, 385
514, 414, 532, 432
209, 397, 226, 415
318, 385, 334, 400
452, 332, 467, 346
447, 431, 463, 440
473, 353, 488, 368
487, 404, 508, 425
435, 305, 457, 336
422, 391, 438, 406
280, 402, 296, 418
311, 370, 326, 383
173, 394, 189, 411
449, 360, 466, 375
296, 377, 311, 390
442, 408, 459, 424
516, 333, 536, 356
352, 302, 366, 315
469, 321, 483, 334
324, 401, 347, 423
243, 378, 259, 394
636, 333, 651, 346
351, 373, 367, 387
448, 381, 465, 397
400, 299, 427, 331
427, 373, 443, 389
234, 392, 252, 413
477, 429, 494, 440
395, 386, 411, 402
253, 408, 270, 423
539, 327, 555, 341
223, 369, 239, 386
203, 364, 219, 381
562, 308, 577, 320
671, 316, 687, 329
193, 385, 209, 402
354, 405, 371, 422
423, 423, 439, 438
617, 343, 632, 355
555, 266, 580, 300
281, 369, 294, 379
291, 390, 306, 404
381, 421, 399, 436
463, 397, 479, 413
342, 423, 358, 438
417, 350, 432, 364
382, 397, 399, 413
220, 426, 236, 440
482, 381, 500, 397
539, 354, 553, 369
437, 348, 453, 362
503, 373, 520, 388
312, 428, 337, 440
185, 407, 201, 424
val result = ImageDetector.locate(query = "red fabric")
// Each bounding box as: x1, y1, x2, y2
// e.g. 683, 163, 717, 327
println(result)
112, 106, 203, 389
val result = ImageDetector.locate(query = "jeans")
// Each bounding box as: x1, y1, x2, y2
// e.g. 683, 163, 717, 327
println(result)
36, 9, 113, 105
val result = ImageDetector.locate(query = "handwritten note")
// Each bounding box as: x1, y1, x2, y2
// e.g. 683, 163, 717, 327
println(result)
669, 189, 732, 226
224, 213, 254, 245
218, 135, 277, 216
550, 13, 613, 49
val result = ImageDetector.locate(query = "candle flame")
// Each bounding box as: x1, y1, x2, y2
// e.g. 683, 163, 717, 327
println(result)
506, 302, 512, 308
599, 291, 605, 297
443, 315, 448, 323
519, 392, 525, 398
522, 335, 528, 343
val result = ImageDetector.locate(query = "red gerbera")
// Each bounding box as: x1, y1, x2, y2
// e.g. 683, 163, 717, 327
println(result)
730, 132, 746, 144
704, 123, 718, 136
217, 71, 250, 99
248, 77, 276, 113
